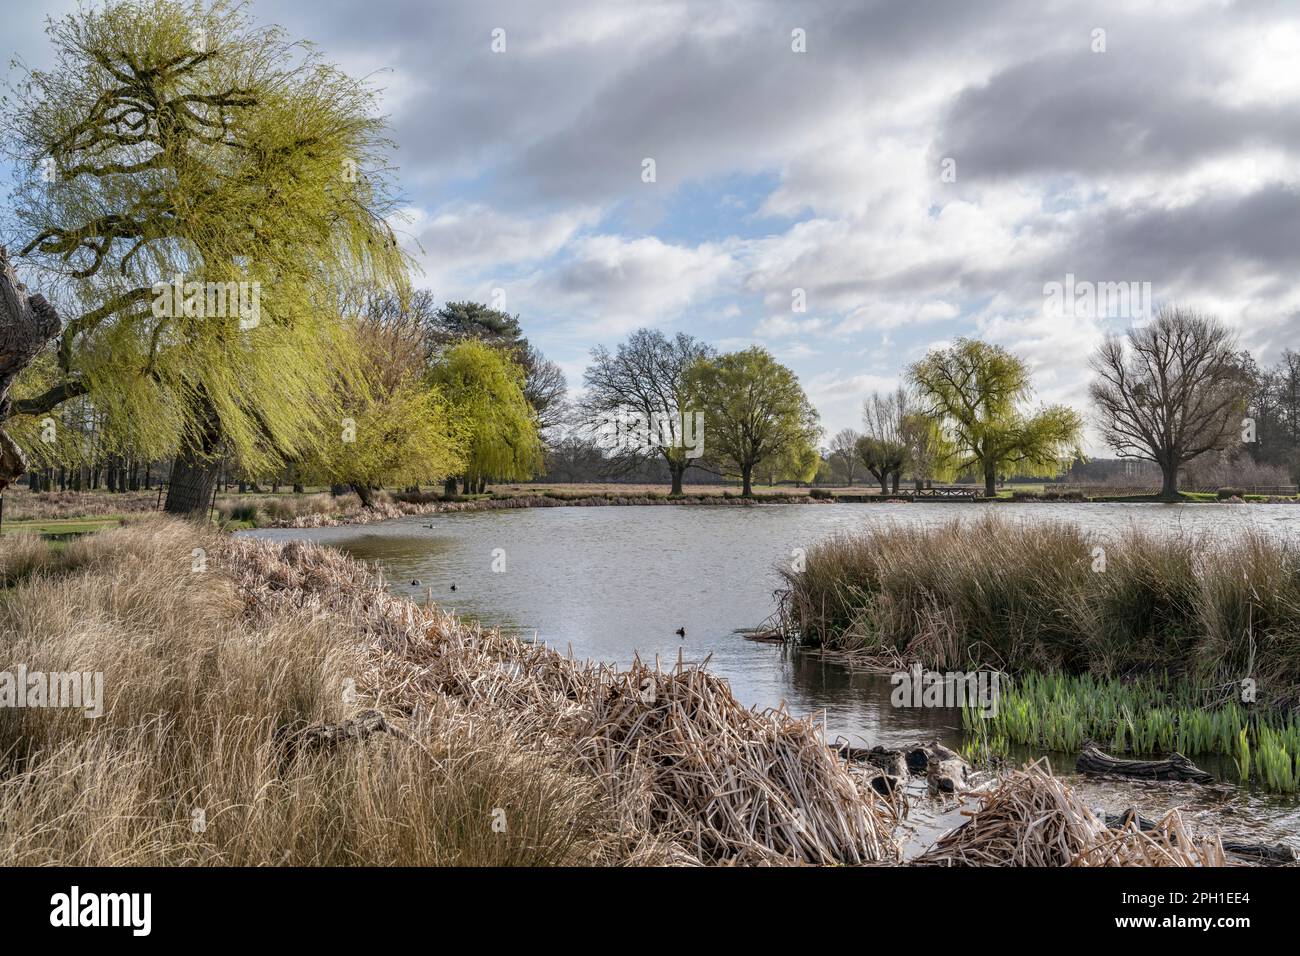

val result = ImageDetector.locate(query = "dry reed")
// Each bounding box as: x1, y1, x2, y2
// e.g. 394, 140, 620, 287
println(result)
914, 760, 1225, 867
226, 534, 897, 864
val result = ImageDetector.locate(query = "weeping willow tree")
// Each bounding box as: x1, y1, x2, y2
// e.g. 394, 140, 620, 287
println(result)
909, 339, 1083, 497
309, 373, 466, 507
0, 0, 407, 513
302, 297, 467, 507
429, 340, 542, 496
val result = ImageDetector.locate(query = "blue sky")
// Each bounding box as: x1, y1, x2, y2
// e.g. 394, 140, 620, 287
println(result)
5, 0, 1300, 448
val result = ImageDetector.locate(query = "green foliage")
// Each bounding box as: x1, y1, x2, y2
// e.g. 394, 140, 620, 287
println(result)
311, 375, 466, 495
962, 672, 1300, 792
855, 435, 905, 489
909, 339, 1082, 492
431, 301, 524, 348
898, 411, 955, 484
684, 347, 819, 494
3, 0, 407, 473
429, 340, 543, 484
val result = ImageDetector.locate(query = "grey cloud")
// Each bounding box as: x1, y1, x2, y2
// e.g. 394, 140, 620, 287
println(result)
937, 31, 1300, 180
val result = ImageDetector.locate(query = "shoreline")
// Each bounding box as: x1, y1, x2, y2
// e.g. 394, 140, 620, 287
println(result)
0, 516, 1256, 866
251, 487, 1298, 531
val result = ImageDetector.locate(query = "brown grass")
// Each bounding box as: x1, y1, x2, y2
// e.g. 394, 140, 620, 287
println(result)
914, 760, 1226, 867
0, 519, 633, 865
781, 516, 1300, 703
2, 489, 160, 521
0, 517, 893, 865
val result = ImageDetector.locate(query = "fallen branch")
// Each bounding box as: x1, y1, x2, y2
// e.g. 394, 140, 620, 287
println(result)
1076, 742, 1214, 783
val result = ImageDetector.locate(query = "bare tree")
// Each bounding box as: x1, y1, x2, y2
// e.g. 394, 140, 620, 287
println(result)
582, 329, 715, 495
858, 388, 909, 493
898, 410, 949, 490
829, 428, 861, 485
1089, 307, 1249, 500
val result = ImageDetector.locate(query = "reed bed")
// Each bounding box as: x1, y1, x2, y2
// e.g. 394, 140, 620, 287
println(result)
962, 672, 1300, 792
2, 518, 1247, 866
0, 517, 892, 865
781, 516, 1300, 704
914, 760, 1225, 867
225, 536, 896, 865
0, 519, 637, 865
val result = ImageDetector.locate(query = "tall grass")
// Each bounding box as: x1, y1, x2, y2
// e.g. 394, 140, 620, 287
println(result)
0, 519, 627, 865
781, 516, 1300, 705
0, 518, 891, 865
215, 491, 354, 526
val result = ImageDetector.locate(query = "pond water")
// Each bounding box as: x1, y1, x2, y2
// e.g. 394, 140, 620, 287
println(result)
249, 501, 1300, 853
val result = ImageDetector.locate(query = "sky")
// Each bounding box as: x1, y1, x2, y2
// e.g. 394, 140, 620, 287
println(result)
4, 0, 1300, 449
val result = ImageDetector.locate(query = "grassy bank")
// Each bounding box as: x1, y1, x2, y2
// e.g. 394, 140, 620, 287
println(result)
0, 517, 893, 865
780, 516, 1300, 707
0, 518, 1252, 866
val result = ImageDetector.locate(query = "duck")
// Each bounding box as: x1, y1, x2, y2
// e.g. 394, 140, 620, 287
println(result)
410, 579, 421, 586
675, 627, 686, 639
450, 583, 457, 592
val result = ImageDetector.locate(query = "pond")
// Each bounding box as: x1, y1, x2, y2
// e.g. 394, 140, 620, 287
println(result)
249, 501, 1300, 853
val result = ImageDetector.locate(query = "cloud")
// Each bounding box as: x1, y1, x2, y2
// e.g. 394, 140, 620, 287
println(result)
9, 0, 1300, 448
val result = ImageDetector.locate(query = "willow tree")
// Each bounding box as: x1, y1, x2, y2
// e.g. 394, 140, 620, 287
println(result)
311, 375, 465, 507
685, 346, 820, 497
429, 340, 542, 495
898, 409, 953, 490
304, 302, 466, 507
909, 339, 1082, 497
0, 0, 406, 514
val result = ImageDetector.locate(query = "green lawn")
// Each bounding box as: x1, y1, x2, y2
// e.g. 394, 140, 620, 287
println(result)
1, 515, 126, 539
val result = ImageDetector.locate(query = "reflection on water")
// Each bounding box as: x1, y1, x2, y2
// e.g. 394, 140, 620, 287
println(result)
249, 501, 1300, 850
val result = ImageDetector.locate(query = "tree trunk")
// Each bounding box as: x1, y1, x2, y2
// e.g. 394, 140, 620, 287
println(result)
983, 461, 997, 498
349, 482, 374, 508
669, 462, 685, 496
443, 477, 458, 498
741, 463, 754, 497
890, 470, 900, 494
164, 396, 222, 518
0, 247, 64, 490
1160, 464, 1179, 501
1076, 743, 1212, 783
879, 474, 889, 495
